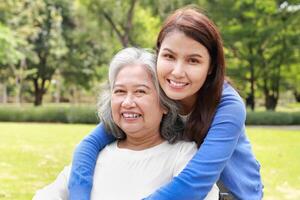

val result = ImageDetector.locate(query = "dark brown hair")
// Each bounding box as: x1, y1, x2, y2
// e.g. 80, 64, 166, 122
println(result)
156, 6, 225, 147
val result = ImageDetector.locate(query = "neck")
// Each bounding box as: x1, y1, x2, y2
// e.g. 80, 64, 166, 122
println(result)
118, 132, 164, 150
178, 98, 195, 115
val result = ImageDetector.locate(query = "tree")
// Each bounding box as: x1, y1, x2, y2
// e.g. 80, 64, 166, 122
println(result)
1, 0, 116, 105
80, 0, 165, 50
0, 22, 27, 104
25, 0, 70, 106
207, 0, 300, 110
81, 0, 138, 48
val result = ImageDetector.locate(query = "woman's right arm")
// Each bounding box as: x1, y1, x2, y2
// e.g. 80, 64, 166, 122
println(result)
68, 123, 115, 200
143, 84, 248, 200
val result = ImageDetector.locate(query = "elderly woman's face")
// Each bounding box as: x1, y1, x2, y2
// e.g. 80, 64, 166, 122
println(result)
111, 64, 165, 139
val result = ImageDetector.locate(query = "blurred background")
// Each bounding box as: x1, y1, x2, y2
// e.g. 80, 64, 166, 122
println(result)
0, 0, 299, 110
0, 0, 299, 199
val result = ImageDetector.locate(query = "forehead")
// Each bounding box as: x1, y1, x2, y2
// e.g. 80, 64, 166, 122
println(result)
114, 64, 154, 87
161, 31, 208, 55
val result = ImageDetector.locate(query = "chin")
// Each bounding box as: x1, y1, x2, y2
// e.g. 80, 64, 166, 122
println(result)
122, 128, 141, 135
165, 92, 185, 101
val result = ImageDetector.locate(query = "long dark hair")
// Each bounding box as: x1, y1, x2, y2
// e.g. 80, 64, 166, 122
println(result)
156, 6, 225, 147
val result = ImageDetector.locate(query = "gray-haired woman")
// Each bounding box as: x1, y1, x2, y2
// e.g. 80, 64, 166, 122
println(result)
33, 47, 219, 200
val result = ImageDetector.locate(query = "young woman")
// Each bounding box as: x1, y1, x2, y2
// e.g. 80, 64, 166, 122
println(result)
33, 47, 219, 200
68, 6, 263, 200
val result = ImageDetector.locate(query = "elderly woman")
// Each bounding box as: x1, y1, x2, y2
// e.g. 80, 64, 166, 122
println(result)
33, 48, 219, 200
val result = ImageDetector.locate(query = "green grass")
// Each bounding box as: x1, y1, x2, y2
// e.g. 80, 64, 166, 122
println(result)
0, 123, 299, 200
247, 126, 300, 199
0, 122, 92, 200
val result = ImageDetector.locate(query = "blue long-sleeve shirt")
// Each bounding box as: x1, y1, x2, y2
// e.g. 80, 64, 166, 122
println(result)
68, 83, 263, 200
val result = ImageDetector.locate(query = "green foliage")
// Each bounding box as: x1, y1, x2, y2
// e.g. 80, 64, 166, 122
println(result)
67, 106, 99, 124
0, 0, 299, 109
0, 0, 109, 106
1, 105, 300, 125
246, 111, 300, 125
0, 23, 24, 65
0, 105, 98, 124
132, 6, 161, 48
208, 0, 300, 110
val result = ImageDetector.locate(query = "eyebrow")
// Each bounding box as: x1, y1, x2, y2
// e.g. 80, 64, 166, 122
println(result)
162, 47, 203, 58
113, 84, 151, 89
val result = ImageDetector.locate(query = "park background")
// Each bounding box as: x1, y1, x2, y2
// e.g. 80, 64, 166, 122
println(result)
0, 0, 299, 199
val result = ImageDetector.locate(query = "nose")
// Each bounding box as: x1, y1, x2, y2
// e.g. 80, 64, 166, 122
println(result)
121, 94, 136, 108
171, 61, 185, 78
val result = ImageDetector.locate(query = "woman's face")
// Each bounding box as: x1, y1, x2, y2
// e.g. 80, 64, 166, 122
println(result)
111, 64, 165, 140
157, 31, 211, 112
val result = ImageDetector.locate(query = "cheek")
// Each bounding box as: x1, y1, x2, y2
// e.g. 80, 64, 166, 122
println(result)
156, 60, 169, 80
191, 71, 208, 86
111, 99, 120, 120
149, 102, 164, 119
143, 98, 162, 114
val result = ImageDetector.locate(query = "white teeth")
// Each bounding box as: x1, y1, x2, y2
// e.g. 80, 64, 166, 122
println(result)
122, 113, 141, 118
169, 80, 187, 87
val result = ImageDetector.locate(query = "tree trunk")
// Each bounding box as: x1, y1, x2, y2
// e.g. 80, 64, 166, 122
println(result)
245, 44, 256, 111
102, 0, 137, 47
70, 86, 78, 104
294, 90, 300, 102
54, 80, 61, 103
3, 84, 7, 103
263, 74, 280, 111
263, 78, 279, 111
15, 76, 21, 105
246, 93, 254, 110
249, 58, 255, 110
33, 78, 46, 106
12, 59, 27, 105
34, 90, 44, 106
265, 94, 277, 110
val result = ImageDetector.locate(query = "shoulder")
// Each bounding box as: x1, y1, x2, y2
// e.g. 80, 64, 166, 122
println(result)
208, 83, 246, 138
104, 141, 118, 149
171, 141, 197, 176
221, 83, 245, 107
98, 141, 118, 154
172, 141, 197, 157
217, 82, 246, 120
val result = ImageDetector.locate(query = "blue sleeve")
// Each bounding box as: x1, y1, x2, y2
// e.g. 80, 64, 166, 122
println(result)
144, 85, 246, 200
68, 123, 115, 200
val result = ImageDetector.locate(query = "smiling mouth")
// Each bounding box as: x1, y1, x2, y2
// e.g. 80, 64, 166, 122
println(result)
122, 112, 142, 119
167, 79, 188, 88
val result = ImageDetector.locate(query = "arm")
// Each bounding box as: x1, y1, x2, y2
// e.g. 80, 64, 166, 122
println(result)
33, 166, 70, 200
144, 85, 246, 200
68, 123, 115, 200
173, 142, 220, 200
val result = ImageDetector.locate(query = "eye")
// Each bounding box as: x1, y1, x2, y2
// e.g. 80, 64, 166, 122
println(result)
113, 89, 125, 94
135, 89, 146, 94
188, 57, 200, 64
162, 53, 174, 60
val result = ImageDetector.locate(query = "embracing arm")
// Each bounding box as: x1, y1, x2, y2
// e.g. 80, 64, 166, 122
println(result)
68, 123, 115, 200
144, 85, 246, 200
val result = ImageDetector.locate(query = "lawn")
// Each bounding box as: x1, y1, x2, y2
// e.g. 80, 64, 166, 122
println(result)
0, 123, 299, 200
0, 123, 91, 200
247, 126, 300, 199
